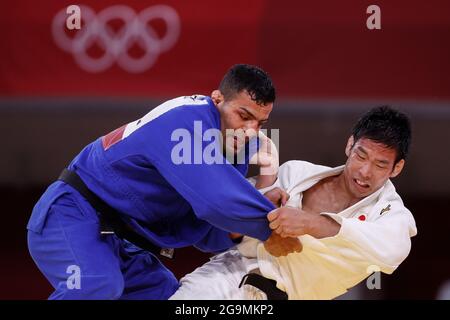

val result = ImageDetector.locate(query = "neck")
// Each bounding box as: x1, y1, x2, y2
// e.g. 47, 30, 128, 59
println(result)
331, 173, 362, 209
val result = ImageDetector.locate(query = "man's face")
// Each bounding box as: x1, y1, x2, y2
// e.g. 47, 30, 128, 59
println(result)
211, 90, 273, 154
343, 137, 405, 199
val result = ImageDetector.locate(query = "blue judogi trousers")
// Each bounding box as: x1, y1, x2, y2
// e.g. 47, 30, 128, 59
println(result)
27, 183, 179, 300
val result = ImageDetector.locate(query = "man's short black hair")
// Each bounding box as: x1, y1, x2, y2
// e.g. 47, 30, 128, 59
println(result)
352, 106, 412, 163
219, 64, 276, 105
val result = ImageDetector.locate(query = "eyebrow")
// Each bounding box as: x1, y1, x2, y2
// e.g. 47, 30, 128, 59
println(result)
240, 107, 269, 124
356, 146, 368, 155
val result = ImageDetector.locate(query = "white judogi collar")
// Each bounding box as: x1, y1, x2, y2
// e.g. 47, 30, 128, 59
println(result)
261, 163, 385, 221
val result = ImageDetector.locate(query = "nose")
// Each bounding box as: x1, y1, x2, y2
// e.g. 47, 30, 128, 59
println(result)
243, 120, 260, 132
242, 124, 260, 142
359, 163, 372, 180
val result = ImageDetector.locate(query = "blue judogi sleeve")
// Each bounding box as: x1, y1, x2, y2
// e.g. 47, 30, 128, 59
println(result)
132, 100, 275, 241
193, 227, 238, 253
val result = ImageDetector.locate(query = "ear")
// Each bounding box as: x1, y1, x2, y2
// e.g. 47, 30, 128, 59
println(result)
211, 90, 224, 107
345, 136, 354, 157
390, 159, 405, 178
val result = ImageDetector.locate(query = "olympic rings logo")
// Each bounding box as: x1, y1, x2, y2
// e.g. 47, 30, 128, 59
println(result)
52, 5, 181, 73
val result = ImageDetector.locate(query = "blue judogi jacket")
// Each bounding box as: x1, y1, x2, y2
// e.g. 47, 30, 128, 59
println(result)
28, 95, 275, 253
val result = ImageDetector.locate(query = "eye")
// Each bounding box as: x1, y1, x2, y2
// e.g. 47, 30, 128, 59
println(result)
240, 113, 249, 121
376, 164, 387, 169
356, 153, 365, 160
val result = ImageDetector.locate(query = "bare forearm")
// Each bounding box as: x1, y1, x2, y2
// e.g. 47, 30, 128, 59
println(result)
307, 214, 341, 239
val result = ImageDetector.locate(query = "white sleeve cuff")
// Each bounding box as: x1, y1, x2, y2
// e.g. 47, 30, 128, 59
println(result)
247, 176, 281, 194
320, 212, 344, 225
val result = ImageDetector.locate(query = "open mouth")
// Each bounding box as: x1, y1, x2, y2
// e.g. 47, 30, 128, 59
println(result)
353, 178, 370, 189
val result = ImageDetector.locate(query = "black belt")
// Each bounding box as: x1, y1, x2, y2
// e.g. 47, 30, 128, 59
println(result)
239, 273, 288, 300
58, 168, 174, 259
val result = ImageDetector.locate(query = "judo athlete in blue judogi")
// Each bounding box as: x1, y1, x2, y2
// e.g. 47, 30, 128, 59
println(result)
27, 64, 293, 299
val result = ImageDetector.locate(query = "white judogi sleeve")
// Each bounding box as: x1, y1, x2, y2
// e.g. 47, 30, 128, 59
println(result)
321, 184, 417, 273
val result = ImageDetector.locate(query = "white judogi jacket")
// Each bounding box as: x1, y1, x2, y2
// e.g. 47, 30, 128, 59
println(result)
240, 160, 417, 300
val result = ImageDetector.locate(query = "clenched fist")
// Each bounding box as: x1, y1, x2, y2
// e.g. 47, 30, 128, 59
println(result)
249, 131, 279, 176
264, 187, 290, 207
267, 206, 310, 238
266, 206, 340, 239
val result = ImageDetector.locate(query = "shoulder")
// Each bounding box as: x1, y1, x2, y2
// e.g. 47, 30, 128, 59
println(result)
278, 160, 331, 188
136, 95, 220, 132
150, 95, 217, 120
279, 160, 331, 177
372, 180, 417, 236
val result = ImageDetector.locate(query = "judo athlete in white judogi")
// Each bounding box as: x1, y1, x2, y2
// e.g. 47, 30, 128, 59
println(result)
171, 106, 417, 300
